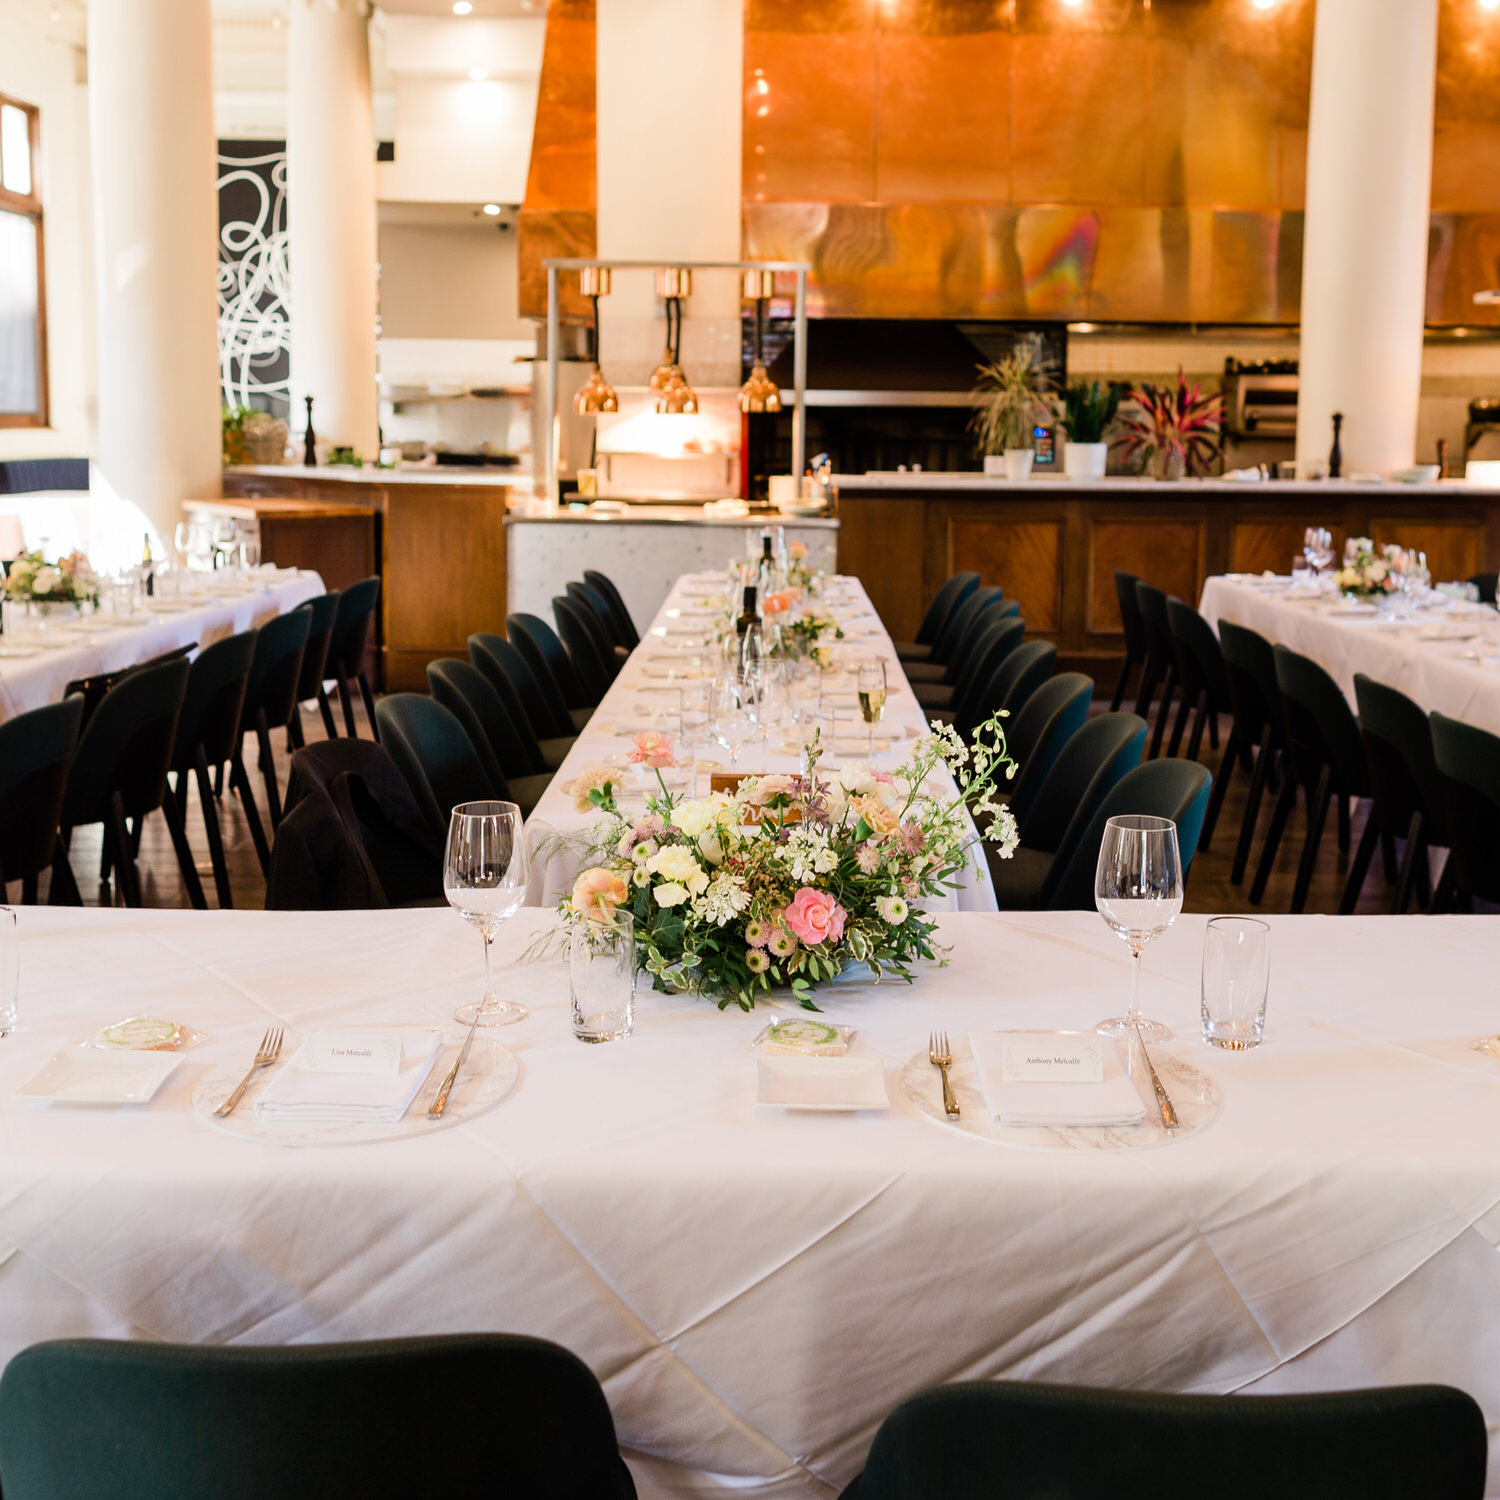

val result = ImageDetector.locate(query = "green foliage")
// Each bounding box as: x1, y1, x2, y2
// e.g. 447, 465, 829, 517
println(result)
1058, 380, 1122, 445
969, 343, 1057, 456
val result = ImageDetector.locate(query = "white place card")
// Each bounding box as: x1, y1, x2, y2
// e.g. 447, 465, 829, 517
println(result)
304, 1030, 403, 1076
999, 1033, 1105, 1085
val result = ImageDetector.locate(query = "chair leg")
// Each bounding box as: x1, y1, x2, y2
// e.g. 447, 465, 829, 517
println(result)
1414, 841, 1434, 909
1135, 663, 1158, 721
337, 676, 358, 738
1392, 810, 1424, 915
1109, 654, 1133, 713
1232, 725, 1274, 886
1166, 688, 1193, 758
1289, 765, 1333, 915
287, 711, 305, 753
21, 873, 37, 905
48, 832, 83, 906
1380, 830, 1398, 883
1333, 792, 1350, 852
256, 708, 284, 830
317, 685, 340, 739
358, 669, 378, 736
232, 757, 272, 875
161, 792, 208, 910
196, 748, 233, 909
1338, 813, 1382, 915
1249, 774, 1299, 906
108, 791, 141, 908
1148, 664, 1177, 760
1207, 708, 1220, 751
214, 762, 225, 799
1430, 851, 1458, 914
1179, 687, 1207, 761
1200, 726, 1241, 850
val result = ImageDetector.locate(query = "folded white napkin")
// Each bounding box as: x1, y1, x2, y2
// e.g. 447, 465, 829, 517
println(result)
253, 1029, 444, 1123
969, 1031, 1145, 1127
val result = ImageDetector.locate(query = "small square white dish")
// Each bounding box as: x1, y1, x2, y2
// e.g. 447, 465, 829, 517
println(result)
16, 1047, 182, 1105
756, 1054, 888, 1112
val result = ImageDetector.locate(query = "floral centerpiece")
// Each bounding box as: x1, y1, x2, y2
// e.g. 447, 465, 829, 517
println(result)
763, 587, 843, 668
4, 550, 100, 613
784, 539, 819, 595
550, 716, 1019, 1011
1334, 537, 1407, 600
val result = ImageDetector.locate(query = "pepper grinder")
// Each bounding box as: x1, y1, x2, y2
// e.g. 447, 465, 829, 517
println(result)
1329, 411, 1344, 480
1437, 437, 1450, 479
302, 395, 318, 468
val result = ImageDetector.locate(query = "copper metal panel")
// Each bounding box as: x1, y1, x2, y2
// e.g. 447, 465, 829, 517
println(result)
517, 209, 596, 321
1425, 213, 1500, 328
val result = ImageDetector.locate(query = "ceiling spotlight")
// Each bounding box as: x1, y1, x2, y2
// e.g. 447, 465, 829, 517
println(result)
452, 1, 473, 12
469, 66, 488, 80
1252, 0, 1276, 9
482, 203, 501, 216
1482, 0, 1500, 12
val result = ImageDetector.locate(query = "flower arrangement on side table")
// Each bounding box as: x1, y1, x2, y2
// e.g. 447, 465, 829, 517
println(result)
1334, 537, 1407, 600
3, 550, 100, 613
549, 716, 1020, 1011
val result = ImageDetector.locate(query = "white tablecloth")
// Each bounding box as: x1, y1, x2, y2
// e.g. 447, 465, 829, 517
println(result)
2, 905, 1500, 1497
524, 572, 999, 913
0, 569, 326, 722
1199, 575, 1500, 732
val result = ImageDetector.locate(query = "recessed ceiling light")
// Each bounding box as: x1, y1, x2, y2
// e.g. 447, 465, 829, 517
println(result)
469, 66, 488, 80
482, 203, 502, 216
1482, 0, 1500, 12
452, 1, 473, 12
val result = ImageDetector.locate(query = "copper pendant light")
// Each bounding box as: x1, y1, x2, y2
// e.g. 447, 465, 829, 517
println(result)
654, 269, 698, 414
573, 266, 618, 415
738, 266, 782, 414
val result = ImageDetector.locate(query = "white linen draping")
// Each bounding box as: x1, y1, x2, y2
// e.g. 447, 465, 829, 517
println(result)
1199, 575, 1500, 731
523, 573, 1000, 914
2, 905, 1500, 1497
0, 569, 326, 722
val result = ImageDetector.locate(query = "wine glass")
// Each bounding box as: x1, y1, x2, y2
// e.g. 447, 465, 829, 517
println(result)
1303, 526, 1334, 578
1094, 814, 1182, 1043
444, 801, 529, 1026
857, 660, 887, 756
714, 677, 756, 767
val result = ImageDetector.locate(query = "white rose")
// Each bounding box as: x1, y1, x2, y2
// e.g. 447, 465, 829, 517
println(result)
836, 762, 876, 796
31, 566, 58, 596
653, 882, 689, 908
647, 843, 703, 885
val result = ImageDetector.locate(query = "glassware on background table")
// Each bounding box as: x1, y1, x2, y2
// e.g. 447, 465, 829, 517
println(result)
857, 660, 887, 756
1094, 814, 1183, 1042
1201, 916, 1269, 1049
0, 907, 15, 1037
714, 676, 756, 766
444, 801, 529, 1026
570, 911, 636, 1043
1303, 526, 1334, 577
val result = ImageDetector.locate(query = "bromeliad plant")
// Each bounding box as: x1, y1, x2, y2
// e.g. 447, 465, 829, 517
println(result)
1113, 368, 1225, 478
546, 717, 1021, 1012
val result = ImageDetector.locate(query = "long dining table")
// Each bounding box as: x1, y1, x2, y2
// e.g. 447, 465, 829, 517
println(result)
1, 904, 1500, 1497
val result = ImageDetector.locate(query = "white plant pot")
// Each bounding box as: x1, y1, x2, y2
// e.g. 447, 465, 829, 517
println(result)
983, 454, 1007, 476
1063, 441, 1108, 481
1002, 448, 1035, 481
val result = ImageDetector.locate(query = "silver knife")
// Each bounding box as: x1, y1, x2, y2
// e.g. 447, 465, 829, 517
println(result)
427, 1015, 482, 1120
1132, 1021, 1179, 1131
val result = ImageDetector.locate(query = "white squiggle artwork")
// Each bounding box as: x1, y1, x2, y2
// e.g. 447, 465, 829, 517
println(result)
216, 147, 290, 417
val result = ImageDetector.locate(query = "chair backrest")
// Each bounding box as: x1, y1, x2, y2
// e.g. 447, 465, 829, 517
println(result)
374, 693, 502, 835
1467, 570, 1497, 605
567, 579, 628, 655
1133, 580, 1175, 669
172, 629, 257, 770
929, 584, 1004, 667
1217, 619, 1281, 746
993, 597, 1021, 620
950, 616, 1025, 720
996, 640, 1057, 720
1017, 711, 1146, 855
327, 575, 380, 678
1001, 673, 1093, 829
1273, 645, 1367, 793
1113, 570, 1146, 658
470, 631, 572, 743
242, 608, 312, 729
1165, 597, 1231, 712
291, 589, 341, 700
583, 569, 640, 648
429, 657, 542, 789
846, 1379, 1486, 1500
0, 697, 84, 885
914, 571, 980, 646
426, 659, 518, 797
963, 639, 1054, 738
553, 595, 614, 703
60, 657, 190, 826
1044, 757, 1212, 910
1430, 711, 1500, 904
1352, 674, 1446, 845
509, 612, 590, 711
64, 643, 196, 730
0, 1334, 637, 1500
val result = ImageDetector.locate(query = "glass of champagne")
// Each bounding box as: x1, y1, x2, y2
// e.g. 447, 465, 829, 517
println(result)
1094, 814, 1182, 1042
857, 660, 887, 756
444, 801, 529, 1026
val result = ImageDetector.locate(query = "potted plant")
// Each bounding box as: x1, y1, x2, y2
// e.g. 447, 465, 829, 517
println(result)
1059, 380, 1121, 480
1113, 368, 1225, 480
971, 346, 1056, 481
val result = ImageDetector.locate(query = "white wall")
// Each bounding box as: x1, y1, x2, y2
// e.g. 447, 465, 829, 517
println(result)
0, 3, 94, 461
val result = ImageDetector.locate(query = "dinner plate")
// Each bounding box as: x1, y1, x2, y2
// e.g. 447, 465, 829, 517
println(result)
16, 1046, 182, 1105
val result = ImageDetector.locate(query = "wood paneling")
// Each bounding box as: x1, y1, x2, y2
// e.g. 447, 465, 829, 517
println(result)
831, 496, 929, 642
1230, 520, 1343, 578
1087, 520, 1204, 634
949, 517, 1062, 633
1370, 519, 1486, 584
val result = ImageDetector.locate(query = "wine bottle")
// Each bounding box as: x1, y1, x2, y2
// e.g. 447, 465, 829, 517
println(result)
141, 532, 155, 597
735, 584, 759, 640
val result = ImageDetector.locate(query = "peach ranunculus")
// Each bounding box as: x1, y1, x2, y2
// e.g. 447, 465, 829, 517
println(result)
782, 887, 847, 947
566, 764, 619, 813
571, 867, 629, 923
850, 794, 901, 836
788, 540, 809, 559
627, 729, 678, 768
740, 773, 797, 807
762, 588, 800, 617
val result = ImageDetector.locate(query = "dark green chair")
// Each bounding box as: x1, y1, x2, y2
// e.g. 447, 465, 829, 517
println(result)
584, 568, 641, 650
375, 692, 503, 837
1111, 568, 1146, 711
53, 658, 192, 908
1215, 620, 1285, 880
1133, 580, 1179, 758
1165, 596, 1232, 761
567, 579, 631, 662
286, 589, 340, 747
1250, 645, 1368, 913
1045, 757, 1212, 910
469, 632, 577, 756
895, 571, 980, 662
553, 594, 616, 702
964, 640, 1056, 741
1344, 675, 1450, 914
0, 697, 83, 903
319, 575, 380, 738
997, 672, 1092, 830
0, 1334, 637, 1500
427, 658, 553, 816
1430, 711, 1500, 910
914, 616, 1023, 714
509, 611, 595, 721
836, 1379, 1485, 1500
1467, 570, 1497, 605
169, 629, 257, 909
903, 586, 1005, 684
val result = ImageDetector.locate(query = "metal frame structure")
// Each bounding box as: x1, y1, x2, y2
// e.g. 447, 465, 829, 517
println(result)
542, 257, 811, 501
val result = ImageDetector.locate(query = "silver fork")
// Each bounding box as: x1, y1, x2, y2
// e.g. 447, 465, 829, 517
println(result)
214, 1027, 284, 1117
929, 1030, 960, 1119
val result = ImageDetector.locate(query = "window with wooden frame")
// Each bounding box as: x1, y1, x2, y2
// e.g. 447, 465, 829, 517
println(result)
0, 93, 47, 429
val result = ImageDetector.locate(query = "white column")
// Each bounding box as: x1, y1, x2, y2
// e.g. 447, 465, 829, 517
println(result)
88, 0, 220, 539
1296, 0, 1438, 477
288, 0, 379, 458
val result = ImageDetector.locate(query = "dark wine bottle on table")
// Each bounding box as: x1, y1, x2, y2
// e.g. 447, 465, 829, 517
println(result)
736, 584, 759, 640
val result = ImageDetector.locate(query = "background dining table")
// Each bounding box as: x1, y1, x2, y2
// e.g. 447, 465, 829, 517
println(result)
0, 567, 326, 722
1, 903, 1499, 1498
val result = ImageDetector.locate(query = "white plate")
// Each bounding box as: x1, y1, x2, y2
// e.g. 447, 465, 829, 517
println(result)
16, 1047, 182, 1105
0, 646, 39, 659
756, 1053, 888, 1111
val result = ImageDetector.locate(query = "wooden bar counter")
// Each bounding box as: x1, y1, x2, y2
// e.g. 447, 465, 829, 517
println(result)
834, 473, 1500, 678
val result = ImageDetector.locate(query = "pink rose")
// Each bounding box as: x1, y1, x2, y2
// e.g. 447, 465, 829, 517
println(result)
782, 887, 847, 947
628, 730, 678, 768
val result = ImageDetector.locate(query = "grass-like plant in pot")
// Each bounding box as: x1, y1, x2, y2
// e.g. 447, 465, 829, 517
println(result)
1113, 368, 1225, 480
1059, 380, 1122, 481
970, 345, 1057, 481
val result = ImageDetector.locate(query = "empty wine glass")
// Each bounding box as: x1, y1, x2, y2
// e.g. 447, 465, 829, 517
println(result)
444, 800, 529, 1026
1303, 526, 1334, 577
714, 677, 756, 767
1094, 814, 1183, 1042
857, 660, 887, 756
